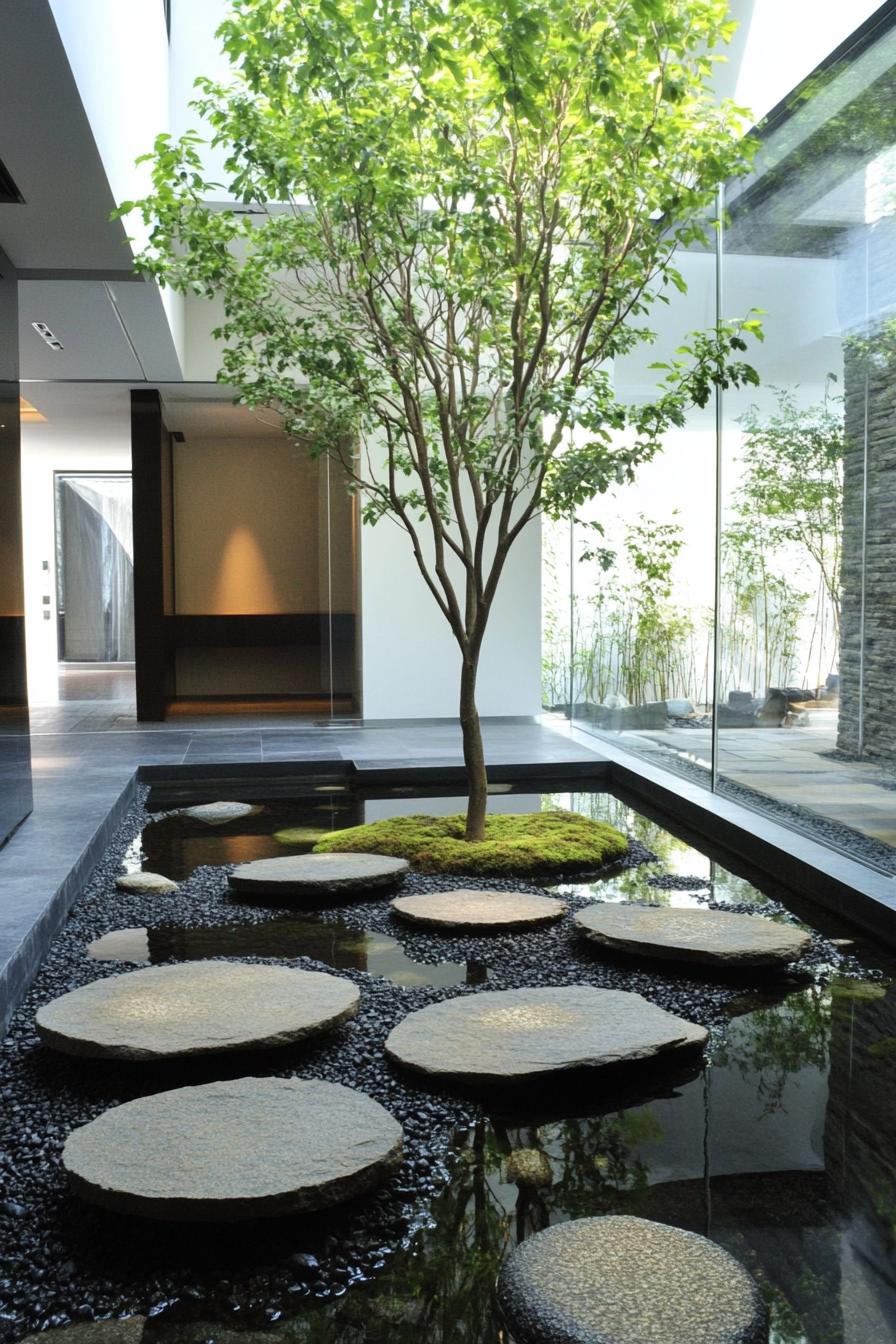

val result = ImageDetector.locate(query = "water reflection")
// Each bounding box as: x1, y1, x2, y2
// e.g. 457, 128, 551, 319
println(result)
142, 974, 896, 1344
108, 785, 896, 1342
548, 790, 772, 909
86, 917, 487, 990
135, 796, 361, 882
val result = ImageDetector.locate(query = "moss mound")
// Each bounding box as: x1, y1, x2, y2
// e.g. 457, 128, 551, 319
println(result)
312, 810, 628, 877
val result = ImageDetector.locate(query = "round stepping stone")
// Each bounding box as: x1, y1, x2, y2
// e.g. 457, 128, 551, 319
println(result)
36, 961, 359, 1060
385, 986, 706, 1084
62, 1077, 403, 1221
115, 872, 177, 894
181, 801, 258, 825
497, 1215, 768, 1344
390, 889, 565, 930
228, 852, 409, 900
575, 903, 811, 969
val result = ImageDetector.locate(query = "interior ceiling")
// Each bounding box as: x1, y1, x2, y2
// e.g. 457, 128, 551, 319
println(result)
17, 381, 284, 442
0, 1, 130, 271
0, 0, 183, 382
17, 280, 183, 382
160, 391, 287, 439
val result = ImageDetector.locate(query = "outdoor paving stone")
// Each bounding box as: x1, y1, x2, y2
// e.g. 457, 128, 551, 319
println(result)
390, 888, 566, 930
575, 903, 811, 969
62, 1077, 403, 1221
384, 985, 706, 1084
114, 871, 177, 894
228, 852, 409, 900
36, 961, 359, 1059
496, 1215, 768, 1344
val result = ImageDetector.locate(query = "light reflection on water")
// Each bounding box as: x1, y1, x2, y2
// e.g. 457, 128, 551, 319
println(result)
127, 785, 896, 1343
87, 917, 485, 990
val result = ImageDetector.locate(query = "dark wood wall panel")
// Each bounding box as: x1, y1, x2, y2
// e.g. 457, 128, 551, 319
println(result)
131, 390, 174, 720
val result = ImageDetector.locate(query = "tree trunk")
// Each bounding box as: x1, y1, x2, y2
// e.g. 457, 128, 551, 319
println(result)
460, 654, 488, 842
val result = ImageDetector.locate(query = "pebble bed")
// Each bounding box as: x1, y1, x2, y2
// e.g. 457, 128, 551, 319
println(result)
0, 789, 868, 1343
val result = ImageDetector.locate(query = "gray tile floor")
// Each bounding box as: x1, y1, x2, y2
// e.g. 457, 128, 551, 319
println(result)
0, 700, 607, 1027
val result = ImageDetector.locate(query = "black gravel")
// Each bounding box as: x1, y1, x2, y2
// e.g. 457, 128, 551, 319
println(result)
0, 789, 872, 1343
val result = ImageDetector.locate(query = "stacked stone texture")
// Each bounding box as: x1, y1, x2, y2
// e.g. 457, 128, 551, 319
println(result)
838, 216, 896, 760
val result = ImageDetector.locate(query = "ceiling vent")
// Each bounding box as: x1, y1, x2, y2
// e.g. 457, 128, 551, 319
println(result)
31, 321, 64, 351
0, 157, 24, 204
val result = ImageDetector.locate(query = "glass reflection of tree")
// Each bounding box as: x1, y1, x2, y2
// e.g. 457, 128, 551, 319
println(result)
708, 861, 769, 907
714, 986, 831, 1118
544, 790, 706, 904
494, 1108, 663, 1226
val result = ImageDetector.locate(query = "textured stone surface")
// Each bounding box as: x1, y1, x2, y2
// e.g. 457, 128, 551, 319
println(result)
497, 1215, 768, 1344
575, 903, 811, 968
385, 986, 706, 1083
114, 872, 177, 895
229, 852, 409, 899
390, 888, 565, 930
840, 325, 895, 761
63, 1077, 403, 1221
36, 961, 359, 1060
21, 1320, 146, 1344
180, 801, 258, 825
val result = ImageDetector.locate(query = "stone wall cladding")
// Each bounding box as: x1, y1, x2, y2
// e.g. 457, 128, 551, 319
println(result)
838, 217, 896, 760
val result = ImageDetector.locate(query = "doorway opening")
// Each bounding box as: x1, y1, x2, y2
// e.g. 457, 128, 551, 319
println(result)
54, 472, 135, 703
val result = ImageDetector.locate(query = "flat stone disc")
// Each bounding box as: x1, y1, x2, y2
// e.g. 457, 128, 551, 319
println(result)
63, 1077, 403, 1221
385, 986, 706, 1084
575, 903, 811, 968
390, 889, 566, 930
36, 961, 359, 1060
497, 1215, 768, 1344
228, 852, 409, 900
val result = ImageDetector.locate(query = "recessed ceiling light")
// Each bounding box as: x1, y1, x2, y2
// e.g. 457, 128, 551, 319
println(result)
31, 320, 63, 351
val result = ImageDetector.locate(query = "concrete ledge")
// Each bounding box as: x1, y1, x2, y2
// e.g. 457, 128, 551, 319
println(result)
588, 736, 896, 943
0, 774, 138, 1034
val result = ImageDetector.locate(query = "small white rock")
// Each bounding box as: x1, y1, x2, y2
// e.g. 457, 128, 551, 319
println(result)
115, 872, 178, 895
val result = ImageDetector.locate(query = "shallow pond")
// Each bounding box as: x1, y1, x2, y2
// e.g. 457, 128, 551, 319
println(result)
4, 781, 896, 1344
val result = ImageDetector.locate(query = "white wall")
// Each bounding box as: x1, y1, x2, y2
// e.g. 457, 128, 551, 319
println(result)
360, 495, 542, 720
19, 385, 132, 705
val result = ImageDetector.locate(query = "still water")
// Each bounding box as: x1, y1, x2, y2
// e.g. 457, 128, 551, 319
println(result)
130, 785, 896, 1344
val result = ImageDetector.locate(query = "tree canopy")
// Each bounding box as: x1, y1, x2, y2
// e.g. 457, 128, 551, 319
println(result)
123, 0, 761, 838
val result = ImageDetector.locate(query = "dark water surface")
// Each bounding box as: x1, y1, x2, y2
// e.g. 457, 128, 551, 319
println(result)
117, 787, 896, 1342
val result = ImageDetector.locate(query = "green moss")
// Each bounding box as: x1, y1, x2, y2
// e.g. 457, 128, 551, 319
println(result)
312, 809, 628, 877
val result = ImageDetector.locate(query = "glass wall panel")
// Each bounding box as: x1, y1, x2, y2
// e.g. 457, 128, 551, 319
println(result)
545, 9, 896, 873
719, 12, 896, 869
561, 243, 719, 785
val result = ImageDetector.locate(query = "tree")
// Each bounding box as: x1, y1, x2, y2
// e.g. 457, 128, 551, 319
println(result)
123, 0, 761, 841
735, 382, 844, 654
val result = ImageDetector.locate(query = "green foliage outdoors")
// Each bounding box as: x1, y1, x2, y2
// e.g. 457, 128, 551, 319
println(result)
120, 0, 761, 838
313, 809, 628, 875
